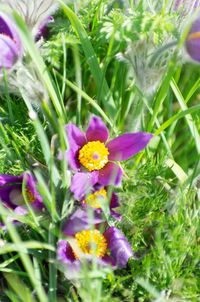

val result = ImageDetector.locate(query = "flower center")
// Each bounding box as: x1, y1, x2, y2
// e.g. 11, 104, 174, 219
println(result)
9, 188, 35, 206
83, 188, 107, 209
78, 141, 109, 171
25, 188, 35, 203
74, 229, 107, 258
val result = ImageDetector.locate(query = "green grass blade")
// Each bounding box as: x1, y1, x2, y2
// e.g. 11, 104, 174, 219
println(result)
58, 1, 117, 118
170, 78, 200, 154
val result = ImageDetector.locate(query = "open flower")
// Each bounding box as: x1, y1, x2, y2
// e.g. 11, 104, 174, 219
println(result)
0, 13, 22, 75
185, 16, 200, 63
57, 209, 133, 276
66, 115, 153, 199
75, 184, 121, 221
0, 172, 43, 214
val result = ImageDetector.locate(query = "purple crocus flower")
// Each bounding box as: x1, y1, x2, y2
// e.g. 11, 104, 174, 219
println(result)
66, 115, 153, 200
57, 209, 133, 274
0, 172, 43, 213
0, 13, 22, 75
185, 16, 200, 62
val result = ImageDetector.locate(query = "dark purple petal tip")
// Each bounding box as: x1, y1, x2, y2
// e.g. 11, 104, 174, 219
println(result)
0, 13, 22, 72
57, 240, 76, 264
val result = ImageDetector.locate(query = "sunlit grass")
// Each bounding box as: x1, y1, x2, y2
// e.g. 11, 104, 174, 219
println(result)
0, 0, 200, 301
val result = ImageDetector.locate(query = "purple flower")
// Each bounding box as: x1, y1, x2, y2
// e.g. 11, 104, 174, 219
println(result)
185, 16, 200, 62
57, 209, 133, 275
0, 172, 43, 213
77, 185, 121, 221
3, 0, 58, 36
0, 13, 22, 75
66, 115, 153, 199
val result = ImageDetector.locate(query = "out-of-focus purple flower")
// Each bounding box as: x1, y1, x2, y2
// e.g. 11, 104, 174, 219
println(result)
76, 185, 121, 221
174, 0, 200, 12
35, 16, 54, 41
0, 172, 43, 213
185, 16, 200, 62
3, 0, 58, 35
65, 115, 153, 199
57, 209, 133, 274
0, 13, 22, 75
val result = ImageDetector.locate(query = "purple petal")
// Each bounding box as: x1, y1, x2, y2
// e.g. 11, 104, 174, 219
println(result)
104, 227, 133, 268
35, 16, 54, 41
110, 192, 120, 209
23, 172, 43, 210
66, 123, 86, 147
0, 173, 43, 210
102, 254, 116, 267
0, 35, 19, 70
98, 163, 123, 186
110, 209, 122, 221
13, 206, 28, 216
86, 116, 109, 143
0, 14, 13, 38
57, 240, 82, 278
71, 171, 99, 200
0, 174, 22, 185
63, 208, 103, 236
57, 240, 76, 264
107, 132, 153, 161
110, 193, 121, 220
65, 123, 86, 170
0, 13, 21, 51
186, 16, 200, 62
0, 174, 22, 208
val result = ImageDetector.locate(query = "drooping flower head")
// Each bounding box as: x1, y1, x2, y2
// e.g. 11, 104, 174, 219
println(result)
0, 172, 43, 214
75, 184, 121, 221
185, 15, 200, 62
57, 209, 133, 276
0, 13, 22, 75
66, 115, 153, 200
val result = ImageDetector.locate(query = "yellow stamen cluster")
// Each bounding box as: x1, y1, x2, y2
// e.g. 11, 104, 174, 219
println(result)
78, 141, 109, 171
25, 188, 35, 203
83, 188, 107, 209
74, 229, 107, 258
